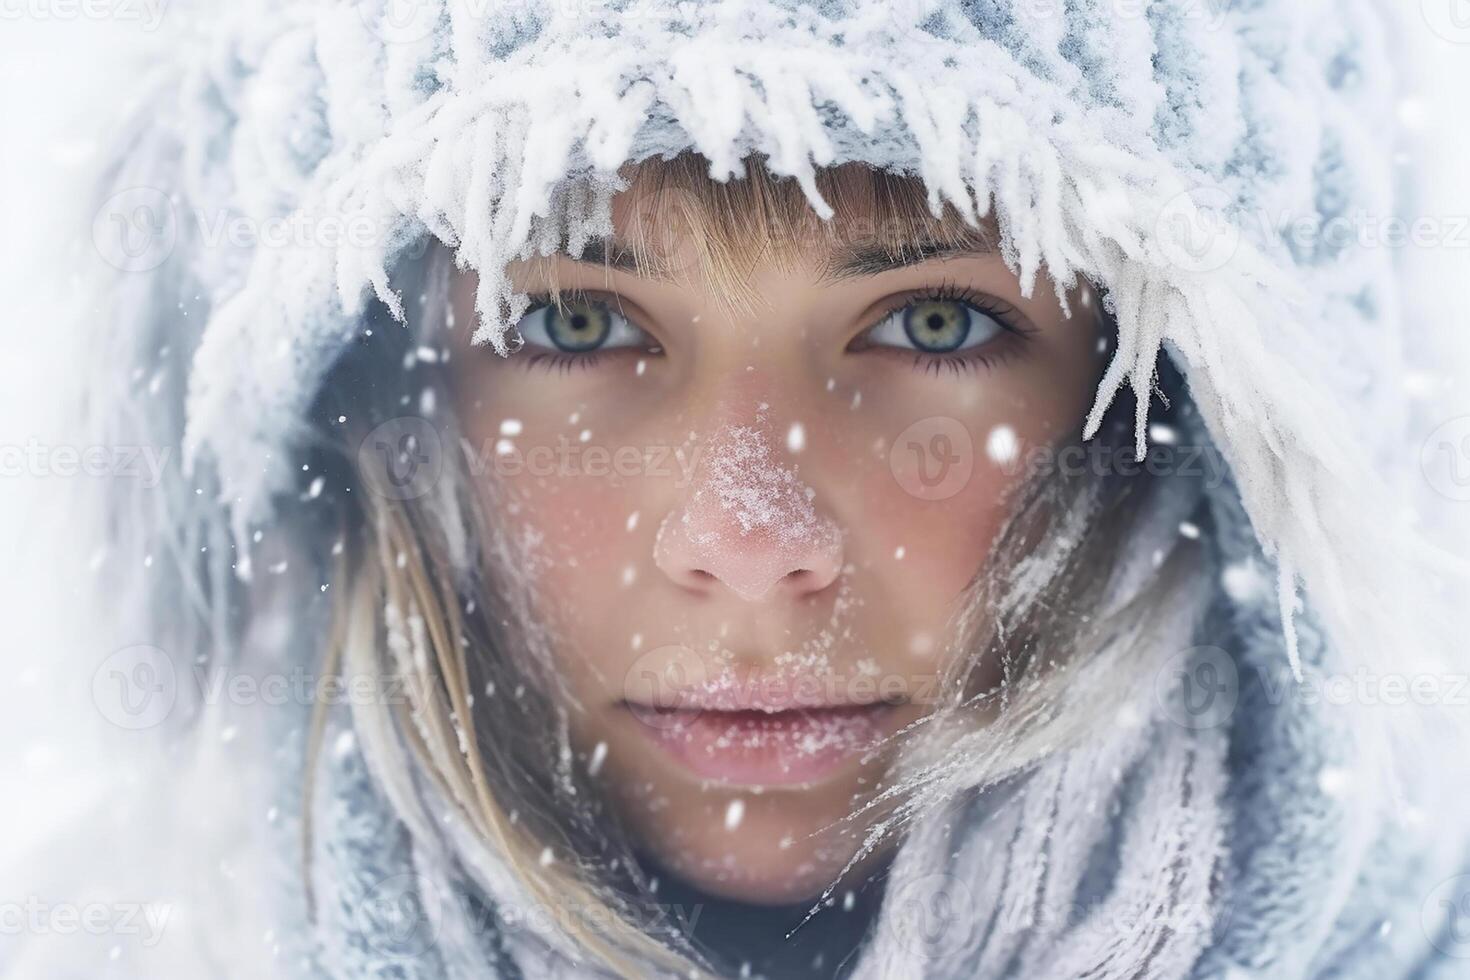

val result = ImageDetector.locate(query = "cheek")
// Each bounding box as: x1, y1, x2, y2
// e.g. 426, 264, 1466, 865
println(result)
828, 365, 1089, 663
499, 467, 644, 625
479, 440, 684, 699
842, 434, 1017, 654
858, 456, 1013, 571
451, 367, 643, 600
834, 381, 1059, 588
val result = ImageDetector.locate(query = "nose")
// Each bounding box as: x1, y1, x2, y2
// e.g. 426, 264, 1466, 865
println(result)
654, 422, 844, 602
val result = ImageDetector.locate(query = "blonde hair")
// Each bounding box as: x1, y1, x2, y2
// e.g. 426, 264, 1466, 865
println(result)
298, 152, 1205, 976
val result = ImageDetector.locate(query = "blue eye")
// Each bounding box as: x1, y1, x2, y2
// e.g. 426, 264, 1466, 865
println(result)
864, 299, 1004, 355
515, 299, 646, 354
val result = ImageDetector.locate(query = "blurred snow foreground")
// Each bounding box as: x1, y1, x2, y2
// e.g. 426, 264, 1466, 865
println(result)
2, 1, 1469, 978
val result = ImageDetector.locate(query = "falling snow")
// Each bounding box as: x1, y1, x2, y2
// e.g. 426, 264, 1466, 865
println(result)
724, 799, 745, 831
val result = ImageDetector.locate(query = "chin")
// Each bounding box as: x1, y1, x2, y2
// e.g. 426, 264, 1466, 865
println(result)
625, 784, 891, 906
652, 840, 852, 906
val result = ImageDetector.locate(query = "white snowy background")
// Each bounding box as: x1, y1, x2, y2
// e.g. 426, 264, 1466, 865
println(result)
0, 0, 1467, 939
0, 10, 169, 864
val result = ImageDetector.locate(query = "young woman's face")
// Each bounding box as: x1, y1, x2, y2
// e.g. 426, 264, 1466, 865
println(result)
447, 179, 1102, 904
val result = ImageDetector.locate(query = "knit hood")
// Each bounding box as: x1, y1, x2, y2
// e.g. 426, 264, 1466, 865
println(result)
34, 1, 1470, 977
133, 0, 1429, 680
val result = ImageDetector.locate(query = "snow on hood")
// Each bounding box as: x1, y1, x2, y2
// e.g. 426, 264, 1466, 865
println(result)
96, 0, 1454, 700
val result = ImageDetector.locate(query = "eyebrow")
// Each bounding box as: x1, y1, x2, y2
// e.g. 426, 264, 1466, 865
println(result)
555, 234, 995, 281
571, 238, 645, 273
819, 238, 995, 282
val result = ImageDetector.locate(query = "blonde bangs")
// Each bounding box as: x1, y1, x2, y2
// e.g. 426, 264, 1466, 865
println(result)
609, 153, 998, 317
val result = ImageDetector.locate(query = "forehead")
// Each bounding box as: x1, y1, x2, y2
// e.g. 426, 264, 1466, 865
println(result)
585, 158, 1000, 283
546, 232, 999, 285
498, 155, 1008, 318
608, 160, 999, 260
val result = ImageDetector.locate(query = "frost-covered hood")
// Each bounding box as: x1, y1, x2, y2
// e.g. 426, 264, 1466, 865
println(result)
67, 1, 1470, 977
142, 0, 1440, 685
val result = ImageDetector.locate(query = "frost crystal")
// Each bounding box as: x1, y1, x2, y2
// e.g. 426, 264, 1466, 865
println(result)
724, 799, 745, 831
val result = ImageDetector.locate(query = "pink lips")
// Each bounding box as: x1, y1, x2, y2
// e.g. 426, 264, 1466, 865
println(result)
630, 703, 897, 787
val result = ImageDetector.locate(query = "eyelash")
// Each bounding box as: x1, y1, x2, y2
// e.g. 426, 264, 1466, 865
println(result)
857, 279, 1035, 376
515, 290, 647, 373
512, 281, 1035, 374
